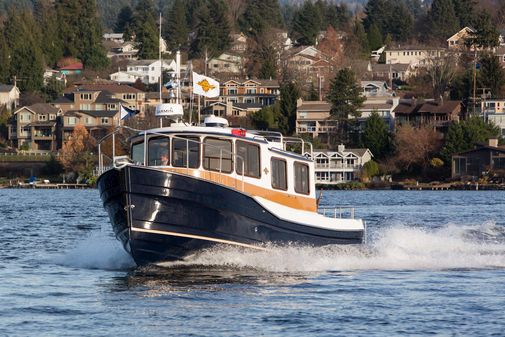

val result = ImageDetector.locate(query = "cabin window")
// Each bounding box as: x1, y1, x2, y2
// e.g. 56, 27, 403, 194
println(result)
203, 137, 233, 173
236, 140, 260, 178
148, 137, 170, 166
271, 158, 287, 190
294, 162, 310, 195
131, 142, 145, 165
172, 136, 200, 168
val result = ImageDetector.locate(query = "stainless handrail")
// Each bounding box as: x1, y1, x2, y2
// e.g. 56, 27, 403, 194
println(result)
318, 207, 355, 219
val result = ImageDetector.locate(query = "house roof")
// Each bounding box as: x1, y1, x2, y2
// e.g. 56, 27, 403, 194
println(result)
418, 100, 461, 114
66, 83, 143, 94
447, 26, 475, 41
127, 59, 173, 66
52, 95, 74, 104
25, 121, 57, 127
386, 45, 444, 51
69, 110, 119, 118
298, 101, 331, 112
372, 63, 411, 72
94, 91, 128, 104
360, 103, 394, 110
59, 63, 83, 70
454, 145, 505, 156
312, 148, 370, 157
393, 100, 420, 114
15, 103, 60, 115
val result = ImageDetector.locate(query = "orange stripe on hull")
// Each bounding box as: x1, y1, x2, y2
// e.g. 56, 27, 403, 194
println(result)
161, 167, 317, 212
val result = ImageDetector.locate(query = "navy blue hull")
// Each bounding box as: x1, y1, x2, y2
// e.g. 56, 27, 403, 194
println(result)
97, 165, 363, 265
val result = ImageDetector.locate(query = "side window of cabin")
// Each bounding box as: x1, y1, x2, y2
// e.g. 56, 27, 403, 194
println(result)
236, 140, 260, 178
203, 137, 233, 173
294, 162, 310, 195
172, 136, 200, 168
131, 142, 145, 165
148, 137, 170, 166
271, 158, 287, 190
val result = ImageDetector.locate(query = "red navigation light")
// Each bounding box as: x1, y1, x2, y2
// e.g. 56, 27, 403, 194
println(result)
231, 129, 247, 137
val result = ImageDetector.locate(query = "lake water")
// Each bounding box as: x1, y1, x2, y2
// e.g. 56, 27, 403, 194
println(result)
1, 189, 505, 336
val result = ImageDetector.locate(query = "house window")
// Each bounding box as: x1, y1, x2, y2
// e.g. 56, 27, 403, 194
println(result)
38, 115, 47, 121
80, 104, 91, 110
203, 137, 233, 173
246, 88, 256, 94
49, 114, 56, 120
148, 137, 170, 166
85, 117, 93, 125
68, 117, 76, 125
101, 117, 109, 124
294, 162, 310, 195
172, 136, 200, 168
80, 93, 92, 100
228, 88, 237, 95
236, 140, 260, 178
123, 94, 135, 100
271, 158, 287, 190
107, 104, 117, 110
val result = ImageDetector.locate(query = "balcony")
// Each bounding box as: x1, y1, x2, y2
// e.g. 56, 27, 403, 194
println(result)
315, 163, 361, 170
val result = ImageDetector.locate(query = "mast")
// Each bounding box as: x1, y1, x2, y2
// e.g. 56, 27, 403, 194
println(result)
159, 12, 163, 128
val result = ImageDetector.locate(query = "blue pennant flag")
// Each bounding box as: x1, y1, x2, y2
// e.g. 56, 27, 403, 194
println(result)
120, 105, 138, 120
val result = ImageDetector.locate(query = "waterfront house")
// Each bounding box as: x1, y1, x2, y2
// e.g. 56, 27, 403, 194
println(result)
110, 59, 176, 85
452, 139, 505, 178
361, 81, 392, 97
0, 84, 20, 112
370, 63, 413, 82
62, 109, 121, 141
208, 52, 243, 75
481, 99, 505, 136
394, 99, 461, 133
384, 46, 444, 68
304, 145, 373, 184
9, 103, 63, 151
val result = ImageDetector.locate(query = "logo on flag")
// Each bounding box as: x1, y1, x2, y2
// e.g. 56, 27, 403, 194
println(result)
120, 105, 138, 120
192, 72, 220, 98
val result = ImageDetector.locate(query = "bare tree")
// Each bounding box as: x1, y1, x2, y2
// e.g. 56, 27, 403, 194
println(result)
424, 53, 457, 99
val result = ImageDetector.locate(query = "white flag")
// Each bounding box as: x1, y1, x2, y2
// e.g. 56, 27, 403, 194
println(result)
192, 72, 220, 98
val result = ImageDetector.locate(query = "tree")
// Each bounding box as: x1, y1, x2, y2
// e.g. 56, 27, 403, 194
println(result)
479, 53, 505, 98
424, 54, 457, 99
4, 9, 44, 92
440, 116, 500, 163
250, 103, 279, 130
163, 0, 189, 51
367, 23, 383, 51
34, 0, 63, 66
59, 124, 96, 180
307, 82, 319, 101
0, 27, 10, 83
115, 6, 134, 40
257, 44, 277, 79
278, 82, 300, 135
362, 111, 391, 159
326, 68, 364, 120
452, 0, 476, 27
363, 0, 413, 42
394, 125, 441, 173
470, 10, 500, 49
133, 0, 159, 59
292, 1, 321, 45
362, 160, 380, 181
239, 0, 283, 37
428, 0, 459, 44
42, 78, 65, 101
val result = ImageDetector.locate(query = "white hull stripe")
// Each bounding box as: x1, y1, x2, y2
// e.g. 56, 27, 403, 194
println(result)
131, 227, 268, 251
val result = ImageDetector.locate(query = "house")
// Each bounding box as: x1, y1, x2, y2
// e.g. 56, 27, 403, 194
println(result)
447, 27, 476, 50
384, 46, 444, 68
452, 139, 505, 178
9, 103, 63, 151
481, 99, 505, 136
103, 33, 125, 44
357, 97, 399, 130
370, 63, 413, 82
212, 78, 280, 107
394, 99, 461, 133
57, 57, 83, 76
296, 100, 336, 142
284, 46, 334, 80
62, 109, 121, 141
208, 52, 243, 75
304, 144, 373, 184
361, 81, 392, 97
495, 46, 505, 69
205, 101, 263, 118
109, 59, 176, 85
105, 41, 139, 60
230, 33, 247, 54
0, 84, 20, 112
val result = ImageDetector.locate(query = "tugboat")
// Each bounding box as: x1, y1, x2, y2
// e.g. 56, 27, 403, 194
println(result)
96, 56, 365, 266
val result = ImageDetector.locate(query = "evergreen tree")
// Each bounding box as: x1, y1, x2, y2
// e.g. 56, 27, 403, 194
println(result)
34, 0, 63, 67
239, 0, 283, 37
428, 0, 459, 44
390, 2, 413, 42
362, 111, 391, 159
479, 53, 505, 98
163, 0, 189, 51
133, 0, 159, 59
277, 82, 300, 135
55, 0, 81, 58
367, 23, 383, 51
0, 26, 11, 84
190, 0, 230, 58
292, 1, 321, 45
352, 19, 369, 55
471, 10, 500, 49
250, 103, 279, 130
115, 6, 134, 40
326, 68, 364, 120
4, 9, 44, 92
78, 0, 109, 69
363, 0, 413, 42
452, 0, 476, 27
307, 82, 319, 101
258, 45, 277, 80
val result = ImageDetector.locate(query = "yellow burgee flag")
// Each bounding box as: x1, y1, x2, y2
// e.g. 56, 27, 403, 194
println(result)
192, 72, 220, 98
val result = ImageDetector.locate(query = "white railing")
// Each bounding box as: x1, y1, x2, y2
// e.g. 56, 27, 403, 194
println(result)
318, 207, 355, 219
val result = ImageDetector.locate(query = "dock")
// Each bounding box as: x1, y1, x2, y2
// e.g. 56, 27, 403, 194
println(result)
9, 182, 91, 189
